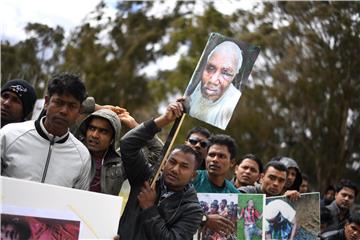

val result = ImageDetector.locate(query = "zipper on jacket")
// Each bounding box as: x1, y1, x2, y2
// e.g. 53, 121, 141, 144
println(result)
41, 135, 55, 183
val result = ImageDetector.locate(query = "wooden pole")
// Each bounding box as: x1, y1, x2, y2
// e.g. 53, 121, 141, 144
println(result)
150, 114, 186, 188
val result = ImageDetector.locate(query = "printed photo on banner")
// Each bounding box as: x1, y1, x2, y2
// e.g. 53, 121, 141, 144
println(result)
184, 32, 260, 130
195, 193, 265, 240
237, 194, 265, 240
264, 192, 320, 240
1, 205, 81, 240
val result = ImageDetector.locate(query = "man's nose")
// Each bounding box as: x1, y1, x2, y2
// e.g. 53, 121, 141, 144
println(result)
172, 164, 180, 173
209, 71, 221, 85
59, 104, 70, 115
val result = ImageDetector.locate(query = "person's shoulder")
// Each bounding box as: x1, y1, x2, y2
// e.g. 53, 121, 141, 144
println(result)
320, 229, 343, 240
1, 120, 35, 138
225, 179, 240, 193
68, 133, 91, 157
239, 185, 257, 193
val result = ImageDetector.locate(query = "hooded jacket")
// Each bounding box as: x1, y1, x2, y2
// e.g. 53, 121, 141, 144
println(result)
278, 157, 303, 191
118, 120, 202, 240
78, 109, 163, 195
79, 109, 124, 195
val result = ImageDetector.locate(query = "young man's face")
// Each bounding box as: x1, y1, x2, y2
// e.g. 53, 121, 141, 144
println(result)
335, 187, 355, 210
163, 149, 197, 192
44, 93, 81, 136
324, 189, 335, 202
201, 51, 237, 101
285, 167, 297, 188
235, 158, 261, 187
299, 179, 309, 193
1, 91, 24, 124
185, 132, 209, 160
260, 166, 287, 196
85, 117, 114, 156
344, 221, 360, 240
206, 144, 233, 178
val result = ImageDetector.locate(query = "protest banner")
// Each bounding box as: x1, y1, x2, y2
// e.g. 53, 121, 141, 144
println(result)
0, 176, 123, 239
195, 193, 265, 240
265, 193, 320, 240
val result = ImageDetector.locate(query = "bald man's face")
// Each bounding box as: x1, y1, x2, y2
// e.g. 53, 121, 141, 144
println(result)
201, 51, 238, 101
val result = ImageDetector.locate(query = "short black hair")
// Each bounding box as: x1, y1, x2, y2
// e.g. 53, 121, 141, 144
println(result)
348, 212, 360, 225
335, 179, 358, 196
185, 126, 211, 140
48, 73, 87, 103
263, 161, 287, 174
324, 185, 335, 194
208, 134, 237, 160
236, 154, 263, 173
302, 174, 309, 181
172, 144, 202, 169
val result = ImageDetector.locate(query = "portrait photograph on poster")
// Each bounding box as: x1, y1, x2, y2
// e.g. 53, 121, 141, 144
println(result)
237, 194, 265, 240
265, 193, 320, 240
195, 193, 265, 240
184, 32, 260, 130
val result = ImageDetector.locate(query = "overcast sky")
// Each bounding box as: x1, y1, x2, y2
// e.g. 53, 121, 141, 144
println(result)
0, 0, 106, 43
0, 0, 253, 44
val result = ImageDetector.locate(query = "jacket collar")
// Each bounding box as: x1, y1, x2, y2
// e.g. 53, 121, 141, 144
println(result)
35, 117, 69, 143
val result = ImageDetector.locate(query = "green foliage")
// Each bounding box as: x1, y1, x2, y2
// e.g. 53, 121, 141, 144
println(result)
2, 1, 359, 191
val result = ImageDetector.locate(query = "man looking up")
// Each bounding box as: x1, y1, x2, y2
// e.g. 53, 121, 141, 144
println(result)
1, 73, 91, 189
184, 126, 211, 169
1, 79, 36, 128
117, 100, 202, 240
320, 212, 360, 240
188, 41, 243, 129
233, 154, 263, 189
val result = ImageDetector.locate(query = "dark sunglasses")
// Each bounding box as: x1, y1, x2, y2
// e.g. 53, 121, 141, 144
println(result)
188, 138, 209, 148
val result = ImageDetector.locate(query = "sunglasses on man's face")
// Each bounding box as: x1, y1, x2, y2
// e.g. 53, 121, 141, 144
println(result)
188, 138, 209, 148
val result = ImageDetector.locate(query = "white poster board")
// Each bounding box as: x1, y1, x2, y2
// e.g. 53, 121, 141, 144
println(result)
0, 176, 122, 239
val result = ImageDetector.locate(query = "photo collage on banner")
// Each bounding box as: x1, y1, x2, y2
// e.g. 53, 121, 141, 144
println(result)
265, 193, 320, 240
195, 193, 265, 240
184, 32, 260, 130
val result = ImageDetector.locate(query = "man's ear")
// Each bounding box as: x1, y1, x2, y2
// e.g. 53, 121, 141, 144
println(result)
191, 170, 197, 182
259, 173, 265, 184
234, 164, 239, 175
230, 158, 236, 168
44, 95, 50, 110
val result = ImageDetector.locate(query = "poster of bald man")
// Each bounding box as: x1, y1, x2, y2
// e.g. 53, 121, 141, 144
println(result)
184, 33, 260, 130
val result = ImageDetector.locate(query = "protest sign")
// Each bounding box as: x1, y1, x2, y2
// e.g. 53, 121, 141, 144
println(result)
195, 193, 265, 240
1, 176, 123, 239
184, 32, 260, 130
265, 193, 320, 240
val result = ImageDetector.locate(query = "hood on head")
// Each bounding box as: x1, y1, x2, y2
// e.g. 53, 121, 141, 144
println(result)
79, 109, 121, 156
279, 157, 303, 191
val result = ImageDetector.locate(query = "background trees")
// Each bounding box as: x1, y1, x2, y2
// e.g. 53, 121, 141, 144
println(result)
2, 1, 359, 192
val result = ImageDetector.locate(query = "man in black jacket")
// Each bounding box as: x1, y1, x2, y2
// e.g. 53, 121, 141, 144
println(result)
118, 100, 203, 240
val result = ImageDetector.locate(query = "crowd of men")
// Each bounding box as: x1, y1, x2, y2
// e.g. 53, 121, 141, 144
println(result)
1, 74, 359, 240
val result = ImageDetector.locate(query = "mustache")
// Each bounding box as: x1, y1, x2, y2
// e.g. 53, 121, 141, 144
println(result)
87, 137, 100, 145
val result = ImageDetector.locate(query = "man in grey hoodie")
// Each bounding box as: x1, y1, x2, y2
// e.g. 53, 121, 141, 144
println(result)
78, 109, 163, 195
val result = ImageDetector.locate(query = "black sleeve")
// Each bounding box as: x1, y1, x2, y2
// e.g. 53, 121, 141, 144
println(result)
120, 120, 161, 186
140, 202, 202, 240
